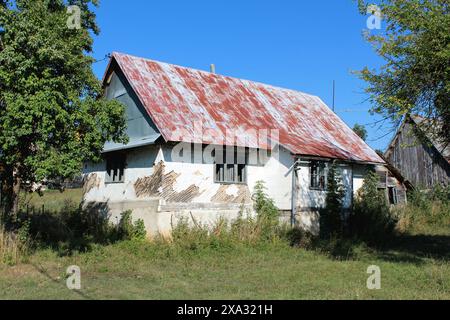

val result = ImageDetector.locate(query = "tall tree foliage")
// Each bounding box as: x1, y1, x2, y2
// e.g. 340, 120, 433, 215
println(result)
0, 0, 127, 215
352, 123, 368, 141
357, 0, 449, 146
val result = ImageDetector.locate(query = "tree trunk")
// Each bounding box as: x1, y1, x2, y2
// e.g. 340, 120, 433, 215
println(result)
1, 166, 21, 219
11, 175, 21, 215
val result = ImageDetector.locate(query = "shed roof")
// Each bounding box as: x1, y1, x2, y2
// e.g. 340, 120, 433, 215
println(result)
107, 52, 383, 164
410, 116, 450, 164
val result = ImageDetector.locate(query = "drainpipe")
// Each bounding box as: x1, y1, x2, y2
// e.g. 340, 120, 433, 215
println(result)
291, 159, 300, 228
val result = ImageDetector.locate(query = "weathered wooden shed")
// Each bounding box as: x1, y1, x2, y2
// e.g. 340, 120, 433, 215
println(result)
384, 116, 450, 190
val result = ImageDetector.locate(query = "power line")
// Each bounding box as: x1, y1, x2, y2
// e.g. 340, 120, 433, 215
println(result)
332, 80, 335, 112
93, 53, 111, 64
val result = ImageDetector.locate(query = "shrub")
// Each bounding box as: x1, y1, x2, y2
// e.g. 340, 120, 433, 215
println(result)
348, 170, 397, 245
23, 203, 117, 254
163, 182, 284, 252
4, 203, 146, 255
396, 186, 450, 234
252, 181, 280, 241
282, 226, 314, 248
320, 162, 346, 239
117, 211, 147, 241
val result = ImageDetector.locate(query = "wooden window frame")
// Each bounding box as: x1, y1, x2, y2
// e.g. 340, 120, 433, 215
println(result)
105, 152, 126, 184
214, 147, 248, 185
310, 161, 328, 191
388, 187, 398, 205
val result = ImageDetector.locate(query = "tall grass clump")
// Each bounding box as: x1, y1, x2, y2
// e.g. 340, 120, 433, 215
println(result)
0, 225, 29, 266
396, 185, 450, 234
348, 171, 397, 245
162, 181, 286, 253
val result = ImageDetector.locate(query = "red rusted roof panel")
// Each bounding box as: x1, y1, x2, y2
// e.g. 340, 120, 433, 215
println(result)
111, 52, 384, 163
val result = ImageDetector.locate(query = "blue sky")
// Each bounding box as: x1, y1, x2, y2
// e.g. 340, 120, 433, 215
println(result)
91, 0, 393, 151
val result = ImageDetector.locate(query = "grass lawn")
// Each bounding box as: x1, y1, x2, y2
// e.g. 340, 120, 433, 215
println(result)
19, 188, 83, 213
1, 189, 449, 300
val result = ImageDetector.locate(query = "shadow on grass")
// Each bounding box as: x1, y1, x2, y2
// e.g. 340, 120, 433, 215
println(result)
31, 262, 92, 300
328, 234, 450, 264
375, 233, 450, 263
290, 228, 450, 264
7, 202, 118, 257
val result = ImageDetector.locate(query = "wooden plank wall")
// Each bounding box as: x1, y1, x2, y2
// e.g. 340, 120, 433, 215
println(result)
386, 121, 450, 189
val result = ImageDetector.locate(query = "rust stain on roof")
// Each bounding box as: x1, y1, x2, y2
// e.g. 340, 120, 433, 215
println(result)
109, 52, 384, 164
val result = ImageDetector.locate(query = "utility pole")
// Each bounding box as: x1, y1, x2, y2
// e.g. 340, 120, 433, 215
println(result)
332, 80, 336, 112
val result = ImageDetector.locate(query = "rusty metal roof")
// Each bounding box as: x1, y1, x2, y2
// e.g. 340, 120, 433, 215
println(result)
108, 52, 384, 164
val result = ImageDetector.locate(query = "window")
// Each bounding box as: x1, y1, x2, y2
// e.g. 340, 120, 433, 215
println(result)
105, 153, 126, 184
214, 147, 247, 184
310, 161, 327, 190
388, 187, 398, 205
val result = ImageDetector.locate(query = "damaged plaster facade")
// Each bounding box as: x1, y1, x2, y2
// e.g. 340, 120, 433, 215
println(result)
83, 52, 387, 236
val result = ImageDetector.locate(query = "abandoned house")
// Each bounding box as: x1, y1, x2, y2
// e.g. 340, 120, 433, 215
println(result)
384, 115, 450, 190
83, 52, 386, 235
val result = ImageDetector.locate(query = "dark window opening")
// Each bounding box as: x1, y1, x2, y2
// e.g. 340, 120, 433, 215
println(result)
388, 187, 398, 205
105, 153, 126, 184
214, 147, 247, 184
310, 161, 327, 190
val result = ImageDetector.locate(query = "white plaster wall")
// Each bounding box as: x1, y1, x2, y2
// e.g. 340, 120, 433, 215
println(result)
247, 147, 294, 210
159, 144, 294, 209
83, 145, 160, 203
296, 162, 365, 210
83, 142, 375, 235
296, 162, 327, 209
352, 165, 368, 197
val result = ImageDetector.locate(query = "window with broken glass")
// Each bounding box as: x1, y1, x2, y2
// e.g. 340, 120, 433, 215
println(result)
105, 152, 126, 184
310, 161, 327, 190
214, 147, 247, 184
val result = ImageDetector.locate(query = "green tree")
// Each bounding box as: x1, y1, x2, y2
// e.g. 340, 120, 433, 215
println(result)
320, 162, 346, 238
352, 123, 368, 141
0, 1, 127, 216
357, 0, 449, 146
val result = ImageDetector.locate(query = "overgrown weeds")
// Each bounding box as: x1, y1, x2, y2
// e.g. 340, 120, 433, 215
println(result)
150, 181, 290, 254
396, 186, 450, 235
347, 171, 397, 245
1, 178, 448, 266
1, 202, 146, 260
0, 226, 29, 266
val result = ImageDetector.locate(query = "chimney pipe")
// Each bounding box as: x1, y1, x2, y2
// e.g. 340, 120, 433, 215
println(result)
210, 64, 216, 74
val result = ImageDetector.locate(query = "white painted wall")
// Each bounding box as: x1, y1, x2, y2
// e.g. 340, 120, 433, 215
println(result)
295, 162, 361, 210
159, 144, 294, 209
83, 143, 373, 235
247, 147, 294, 211
83, 145, 160, 203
